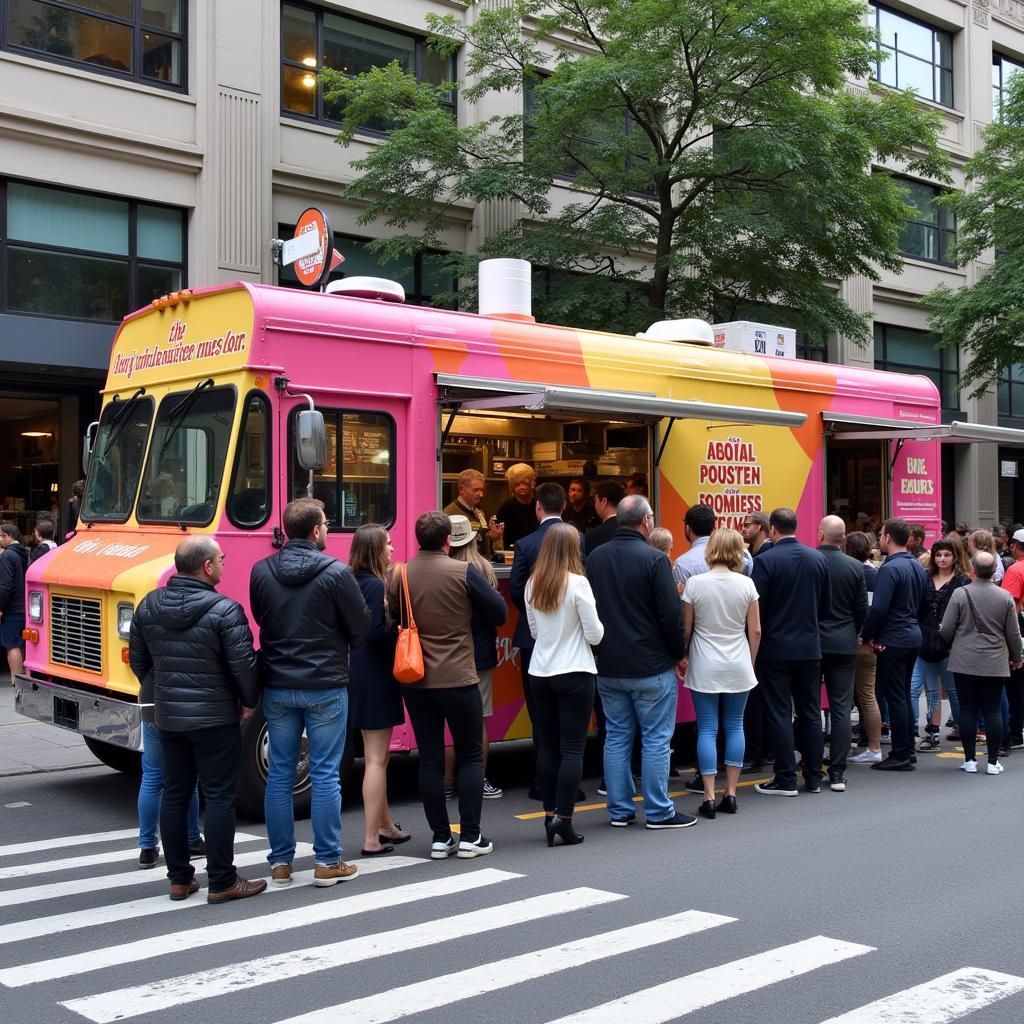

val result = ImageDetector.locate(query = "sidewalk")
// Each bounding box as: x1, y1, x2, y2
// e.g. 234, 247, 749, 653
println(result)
0, 686, 96, 776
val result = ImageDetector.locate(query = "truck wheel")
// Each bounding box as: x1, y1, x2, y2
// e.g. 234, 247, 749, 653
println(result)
236, 706, 312, 820
83, 737, 142, 775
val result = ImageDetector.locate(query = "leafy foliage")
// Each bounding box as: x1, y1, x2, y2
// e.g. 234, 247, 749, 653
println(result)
324, 0, 948, 339
924, 74, 1024, 396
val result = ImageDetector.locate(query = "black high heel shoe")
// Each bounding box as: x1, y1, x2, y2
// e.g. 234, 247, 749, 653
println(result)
697, 799, 716, 820
717, 795, 738, 814
545, 815, 584, 846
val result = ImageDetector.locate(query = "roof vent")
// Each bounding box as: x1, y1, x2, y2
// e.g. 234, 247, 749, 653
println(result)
325, 277, 405, 303
635, 318, 715, 345
479, 258, 534, 320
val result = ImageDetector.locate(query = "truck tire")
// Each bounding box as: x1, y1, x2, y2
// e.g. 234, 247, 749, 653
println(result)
83, 737, 142, 776
236, 706, 312, 820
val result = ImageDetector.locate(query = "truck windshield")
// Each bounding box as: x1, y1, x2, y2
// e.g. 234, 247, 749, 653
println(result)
81, 394, 155, 522
136, 385, 236, 525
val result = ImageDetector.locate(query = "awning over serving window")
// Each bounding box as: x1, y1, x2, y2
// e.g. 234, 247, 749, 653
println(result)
435, 373, 807, 429
823, 412, 1024, 445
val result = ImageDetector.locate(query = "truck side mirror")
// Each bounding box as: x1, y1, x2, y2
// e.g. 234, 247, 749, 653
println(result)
295, 410, 327, 471
82, 420, 99, 476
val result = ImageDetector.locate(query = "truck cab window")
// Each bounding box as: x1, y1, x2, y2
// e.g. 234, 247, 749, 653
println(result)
137, 385, 236, 525
289, 409, 395, 530
227, 393, 271, 527
81, 395, 155, 522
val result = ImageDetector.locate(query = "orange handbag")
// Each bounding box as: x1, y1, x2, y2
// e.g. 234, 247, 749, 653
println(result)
393, 563, 425, 684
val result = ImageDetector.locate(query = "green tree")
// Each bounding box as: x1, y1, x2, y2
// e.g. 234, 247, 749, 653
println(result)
324, 0, 948, 338
924, 73, 1024, 397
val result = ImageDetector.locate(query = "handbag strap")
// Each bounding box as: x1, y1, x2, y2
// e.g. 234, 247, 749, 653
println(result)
963, 588, 996, 638
400, 563, 417, 630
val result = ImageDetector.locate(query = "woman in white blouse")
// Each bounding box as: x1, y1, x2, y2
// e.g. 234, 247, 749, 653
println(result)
682, 528, 761, 819
526, 523, 605, 847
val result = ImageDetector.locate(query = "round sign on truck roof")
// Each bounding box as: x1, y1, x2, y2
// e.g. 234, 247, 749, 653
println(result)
292, 207, 331, 288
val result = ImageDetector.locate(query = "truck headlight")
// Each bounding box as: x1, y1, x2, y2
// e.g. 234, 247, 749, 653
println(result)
28, 591, 43, 623
117, 602, 134, 639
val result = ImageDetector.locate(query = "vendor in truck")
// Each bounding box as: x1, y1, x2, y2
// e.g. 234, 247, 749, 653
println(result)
496, 463, 539, 550
443, 469, 504, 560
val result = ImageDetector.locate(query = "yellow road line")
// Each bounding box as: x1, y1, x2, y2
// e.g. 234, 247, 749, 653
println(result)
514, 777, 772, 821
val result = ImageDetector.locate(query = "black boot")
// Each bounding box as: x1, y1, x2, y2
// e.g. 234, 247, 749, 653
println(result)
545, 815, 584, 847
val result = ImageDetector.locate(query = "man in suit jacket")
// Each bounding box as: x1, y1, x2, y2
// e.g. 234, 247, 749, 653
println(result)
751, 507, 832, 796
509, 482, 571, 799
583, 482, 625, 555
816, 516, 868, 793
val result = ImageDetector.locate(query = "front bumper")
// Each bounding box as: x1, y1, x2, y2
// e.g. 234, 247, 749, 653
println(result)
14, 675, 142, 752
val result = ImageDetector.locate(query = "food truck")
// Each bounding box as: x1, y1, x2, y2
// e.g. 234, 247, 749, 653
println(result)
15, 258, 1017, 815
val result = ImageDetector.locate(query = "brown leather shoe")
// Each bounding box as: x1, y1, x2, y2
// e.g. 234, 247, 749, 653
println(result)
207, 877, 267, 904
270, 864, 292, 886
313, 861, 359, 887
169, 879, 200, 901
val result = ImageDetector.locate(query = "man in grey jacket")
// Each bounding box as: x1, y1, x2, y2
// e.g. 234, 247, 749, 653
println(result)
940, 551, 1024, 775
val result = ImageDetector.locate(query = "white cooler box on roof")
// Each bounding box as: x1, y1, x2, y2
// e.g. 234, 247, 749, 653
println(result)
713, 321, 796, 360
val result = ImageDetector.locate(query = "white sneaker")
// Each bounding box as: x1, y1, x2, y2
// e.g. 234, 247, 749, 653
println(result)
457, 834, 494, 859
430, 835, 457, 859
960, 760, 978, 773
986, 761, 1005, 775
849, 749, 882, 764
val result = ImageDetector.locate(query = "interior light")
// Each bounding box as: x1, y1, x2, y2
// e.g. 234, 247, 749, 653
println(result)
302, 56, 317, 67
21, 431, 52, 438
302, 74, 316, 89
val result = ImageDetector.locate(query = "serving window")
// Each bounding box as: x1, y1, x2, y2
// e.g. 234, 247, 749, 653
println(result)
289, 408, 395, 530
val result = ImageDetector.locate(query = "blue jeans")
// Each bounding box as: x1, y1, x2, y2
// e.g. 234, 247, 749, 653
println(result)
597, 670, 677, 822
691, 690, 749, 775
910, 658, 955, 727
263, 687, 347, 866
138, 721, 199, 849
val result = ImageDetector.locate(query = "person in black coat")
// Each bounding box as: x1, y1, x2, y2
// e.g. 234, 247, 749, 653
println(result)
129, 535, 263, 904
510, 483, 569, 799
751, 507, 831, 797
0, 523, 29, 686
583, 482, 625, 555
816, 516, 868, 792
348, 524, 410, 856
250, 498, 370, 887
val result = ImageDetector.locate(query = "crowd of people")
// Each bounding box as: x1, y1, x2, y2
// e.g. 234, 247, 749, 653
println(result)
13, 462, 1016, 904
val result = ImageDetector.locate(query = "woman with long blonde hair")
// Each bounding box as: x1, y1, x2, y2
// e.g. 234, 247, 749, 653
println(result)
348, 524, 410, 855
526, 523, 604, 846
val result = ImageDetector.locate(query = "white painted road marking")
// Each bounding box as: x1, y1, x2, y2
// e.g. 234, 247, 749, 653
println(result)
544, 936, 874, 1024
0, 833, 261, 880
61, 886, 627, 1022
0, 855, 426, 946
4, 867, 521, 986
818, 967, 1024, 1023
0, 844, 311, 908
0, 828, 139, 858
269, 910, 737, 1024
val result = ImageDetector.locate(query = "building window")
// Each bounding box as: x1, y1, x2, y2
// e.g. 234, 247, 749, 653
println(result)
3, 0, 185, 89
289, 408, 395, 530
894, 176, 956, 266
1, 179, 186, 323
277, 226, 455, 307
281, 3, 455, 130
998, 365, 1024, 421
868, 3, 953, 108
874, 323, 959, 411
993, 52, 1024, 123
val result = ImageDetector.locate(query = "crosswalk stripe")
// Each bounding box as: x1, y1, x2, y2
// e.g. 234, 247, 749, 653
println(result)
0, 855, 426, 947
0, 829, 140, 859
0, 833, 262, 881
4, 866, 521, 987
818, 967, 1024, 1023
61, 886, 627, 1022
268, 909, 737, 1024
0, 844, 312, 909
542, 935, 875, 1024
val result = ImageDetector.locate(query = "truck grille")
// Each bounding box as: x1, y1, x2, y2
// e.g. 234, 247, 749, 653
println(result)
50, 595, 103, 673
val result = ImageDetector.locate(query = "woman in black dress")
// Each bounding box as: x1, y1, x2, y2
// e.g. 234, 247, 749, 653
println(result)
349, 524, 409, 855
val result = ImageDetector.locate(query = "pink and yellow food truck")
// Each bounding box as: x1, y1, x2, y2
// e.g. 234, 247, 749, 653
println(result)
15, 262, 1011, 815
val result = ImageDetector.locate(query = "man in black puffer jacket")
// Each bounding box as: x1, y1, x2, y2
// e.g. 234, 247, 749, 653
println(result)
129, 535, 264, 905
250, 498, 369, 887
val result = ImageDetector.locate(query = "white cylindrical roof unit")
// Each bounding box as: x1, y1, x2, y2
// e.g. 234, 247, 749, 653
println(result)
478, 258, 532, 318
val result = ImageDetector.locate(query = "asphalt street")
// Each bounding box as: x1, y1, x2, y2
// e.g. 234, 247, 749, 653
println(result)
0, 740, 1022, 1024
